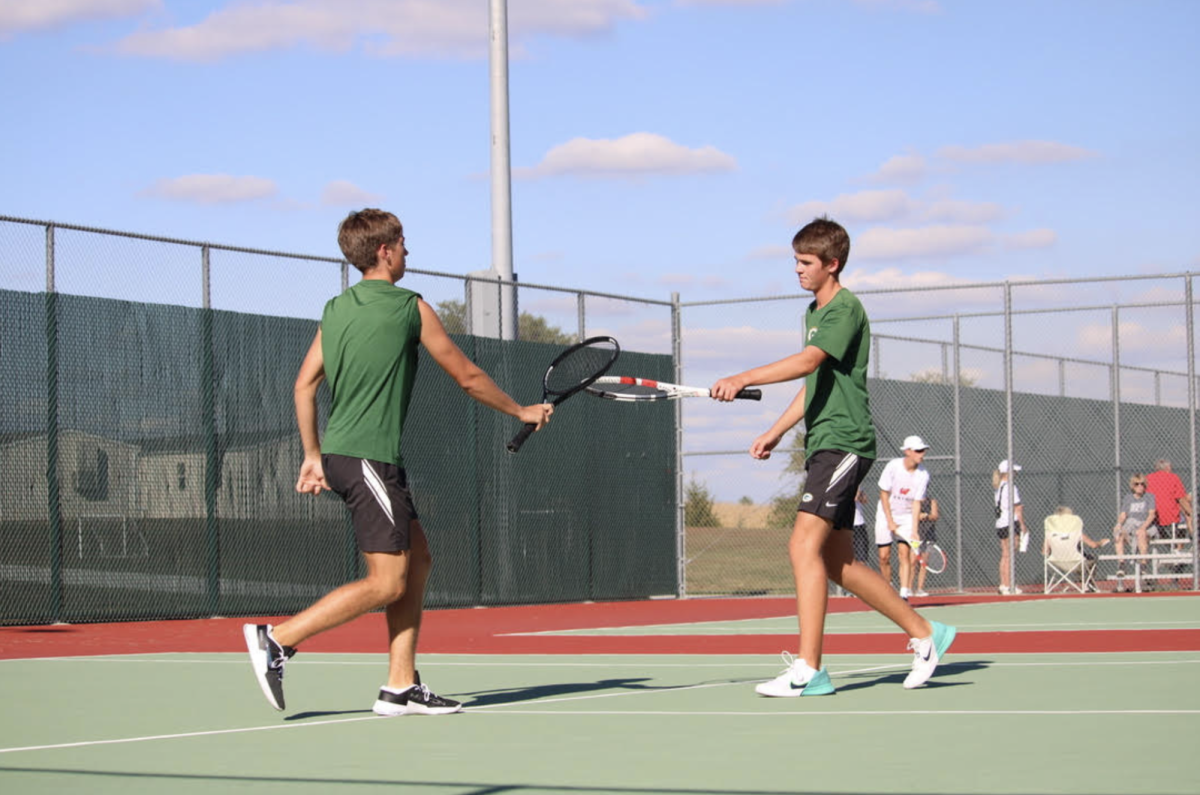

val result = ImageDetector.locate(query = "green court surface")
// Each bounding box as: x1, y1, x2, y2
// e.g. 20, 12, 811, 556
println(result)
2, 598, 1198, 795
523, 594, 1200, 635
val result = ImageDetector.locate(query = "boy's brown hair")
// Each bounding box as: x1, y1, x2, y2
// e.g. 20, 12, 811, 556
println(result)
793, 216, 850, 274
338, 209, 403, 273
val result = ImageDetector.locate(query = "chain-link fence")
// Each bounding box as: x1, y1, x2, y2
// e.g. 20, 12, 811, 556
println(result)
2, 214, 1197, 625
679, 277, 1199, 597
0, 216, 676, 624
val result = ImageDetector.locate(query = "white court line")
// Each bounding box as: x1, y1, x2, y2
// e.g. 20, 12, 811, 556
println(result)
2, 660, 1197, 756
468, 708, 1200, 717
0, 716, 383, 755
5, 656, 1200, 667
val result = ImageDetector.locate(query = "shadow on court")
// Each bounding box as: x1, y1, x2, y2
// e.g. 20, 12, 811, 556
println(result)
2, 766, 1024, 795
834, 660, 990, 692
285, 709, 375, 721
458, 677, 662, 707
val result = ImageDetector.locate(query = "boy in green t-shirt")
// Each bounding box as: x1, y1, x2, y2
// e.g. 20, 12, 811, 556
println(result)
712, 217, 955, 696
243, 209, 552, 715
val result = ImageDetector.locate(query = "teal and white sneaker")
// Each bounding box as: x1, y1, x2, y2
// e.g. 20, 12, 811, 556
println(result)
755, 652, 835, 697
903, 620, 957, 689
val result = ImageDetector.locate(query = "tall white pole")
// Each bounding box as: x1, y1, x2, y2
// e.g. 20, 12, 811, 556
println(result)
489, 0, 516, 340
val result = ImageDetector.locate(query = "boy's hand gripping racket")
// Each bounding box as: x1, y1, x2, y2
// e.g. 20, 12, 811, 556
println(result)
506, 335, 620, 454
586, 376, 761, 402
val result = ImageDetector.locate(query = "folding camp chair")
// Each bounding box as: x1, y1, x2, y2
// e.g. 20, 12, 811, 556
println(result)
1044, 513, 1094, 593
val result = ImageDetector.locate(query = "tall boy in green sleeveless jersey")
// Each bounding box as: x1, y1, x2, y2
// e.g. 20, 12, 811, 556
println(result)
243, 209, 552, 715
711, 217, 956, 696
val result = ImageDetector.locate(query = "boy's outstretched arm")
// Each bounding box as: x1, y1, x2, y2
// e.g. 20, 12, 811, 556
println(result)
294, 329, 329, 495
710, 345, 827, 401
417, 300, 551, 428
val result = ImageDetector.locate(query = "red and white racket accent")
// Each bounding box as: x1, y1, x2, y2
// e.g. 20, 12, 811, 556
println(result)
587, 376, 761, 402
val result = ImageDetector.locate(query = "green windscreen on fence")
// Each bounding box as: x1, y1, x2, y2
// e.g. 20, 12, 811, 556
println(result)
0, 289, 677, 625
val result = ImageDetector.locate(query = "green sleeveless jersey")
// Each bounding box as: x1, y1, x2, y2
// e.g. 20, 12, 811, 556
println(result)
803, 288, 876, 458
319, 280, 422, 467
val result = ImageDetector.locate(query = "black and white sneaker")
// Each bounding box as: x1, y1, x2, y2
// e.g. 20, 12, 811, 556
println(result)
372, 672, 463, 716
243, 623, 296, 711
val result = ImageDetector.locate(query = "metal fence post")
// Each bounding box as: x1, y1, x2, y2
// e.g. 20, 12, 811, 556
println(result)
1004, 283, 1016, 591
1112, 305, 1122, 518
45, 224, 63, 621
577, 292, 586, 341
1186, 275, 1198, 589
672, 291, 685, 598
200, 246, 220, 614
953, 315, 964, 593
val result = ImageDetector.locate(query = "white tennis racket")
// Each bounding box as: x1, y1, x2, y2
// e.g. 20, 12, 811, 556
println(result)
586, 376, 761, 402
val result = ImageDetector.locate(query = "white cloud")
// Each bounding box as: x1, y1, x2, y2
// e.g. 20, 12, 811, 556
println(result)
852, 0, 942, 11
320, 179, 383, 206
789, 189, 914, 224
842, 266, 974, 292
107, 0, 648, 61
1004, 228, 1057, 250
746, 244, 792, 261
937, 140, 1098, 165
515, 132, 737, 179
1077, 320, 1186, 356
791, 189, 1005, 226
920, 199, 1005, 224
140, 174, 278, 204
865, 153, 927, 185
0, 0, 158, 38
855, 225, 994, 260
673, 0, 787, 6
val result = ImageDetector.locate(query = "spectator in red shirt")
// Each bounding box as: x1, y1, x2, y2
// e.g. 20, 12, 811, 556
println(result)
1145, 459, 1194, 541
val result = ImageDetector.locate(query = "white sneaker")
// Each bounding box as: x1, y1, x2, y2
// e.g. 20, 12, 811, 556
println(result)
899, 587, 911, 599
904, 621, 957, 689
913, 590, 929, 597
1013, 586, 1024, 594
754, 652, 834, 697
999, 585, 1011, 595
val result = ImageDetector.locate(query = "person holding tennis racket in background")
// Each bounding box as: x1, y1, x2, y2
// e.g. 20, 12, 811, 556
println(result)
711, 217, 955, 697
243, 209, 552, 715
875, 435, 932, 601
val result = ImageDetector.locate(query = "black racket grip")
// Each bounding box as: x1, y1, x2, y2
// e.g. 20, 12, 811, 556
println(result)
506, 422, 536, 454
737, 388, 762, 400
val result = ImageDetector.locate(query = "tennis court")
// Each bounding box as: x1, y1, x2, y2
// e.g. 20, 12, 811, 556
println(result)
1, 593, 1197, 795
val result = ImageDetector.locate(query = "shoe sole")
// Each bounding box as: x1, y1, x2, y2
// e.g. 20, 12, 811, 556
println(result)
243, 624, 284, 711
373, 699, 463, 716
755, 669, 835, 697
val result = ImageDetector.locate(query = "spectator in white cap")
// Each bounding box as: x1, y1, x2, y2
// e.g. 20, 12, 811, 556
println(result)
874, 435, 931, 599
993, 459, 1029, 595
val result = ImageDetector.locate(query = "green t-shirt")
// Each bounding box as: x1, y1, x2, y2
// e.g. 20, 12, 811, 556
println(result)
803, 288, 876, 458
319, 280, 422, 467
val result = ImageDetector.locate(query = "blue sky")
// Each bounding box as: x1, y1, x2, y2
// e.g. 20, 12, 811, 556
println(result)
2, 0, 1198, 305
2, 0, 1198, 504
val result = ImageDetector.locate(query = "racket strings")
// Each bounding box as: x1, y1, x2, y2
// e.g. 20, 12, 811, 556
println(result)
545, 343, 617, 394
599, 382, 664, 398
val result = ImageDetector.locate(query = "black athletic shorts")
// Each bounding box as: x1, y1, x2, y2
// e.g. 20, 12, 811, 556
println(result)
322, 454, 418, 553
798, 450, 875, 530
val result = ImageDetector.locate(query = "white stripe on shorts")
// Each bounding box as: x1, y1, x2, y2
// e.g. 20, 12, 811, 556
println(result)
361, 460, 395, 526
827, 453, 859, 491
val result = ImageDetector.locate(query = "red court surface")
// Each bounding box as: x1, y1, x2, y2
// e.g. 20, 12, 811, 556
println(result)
2, 593, 1197, 660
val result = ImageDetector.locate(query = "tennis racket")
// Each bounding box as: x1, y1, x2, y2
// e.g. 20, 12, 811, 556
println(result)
506, 335, 620, 454
586, 376, 761, 402
913, 540, 947, 575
